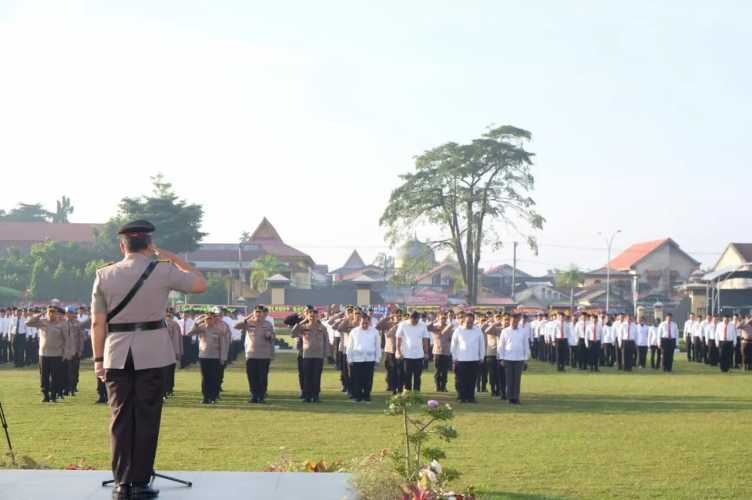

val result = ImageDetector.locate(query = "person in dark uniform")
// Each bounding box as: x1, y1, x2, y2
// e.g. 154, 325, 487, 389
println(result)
90, 220, 207, 500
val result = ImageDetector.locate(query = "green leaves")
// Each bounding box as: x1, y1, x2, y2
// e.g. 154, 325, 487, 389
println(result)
380, 124, 544, 304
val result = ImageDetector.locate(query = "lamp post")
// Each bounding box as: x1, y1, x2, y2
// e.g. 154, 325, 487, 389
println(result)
598, 230, 621, 315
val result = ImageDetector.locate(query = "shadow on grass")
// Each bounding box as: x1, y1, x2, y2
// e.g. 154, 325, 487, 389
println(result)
477, 492, 568, 500
160, 386, 752, 416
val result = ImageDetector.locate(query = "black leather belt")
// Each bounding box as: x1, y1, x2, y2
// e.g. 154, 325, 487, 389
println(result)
108, 320, 166, 333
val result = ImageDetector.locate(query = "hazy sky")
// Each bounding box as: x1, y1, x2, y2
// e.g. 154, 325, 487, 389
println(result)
1, 1, 750, 275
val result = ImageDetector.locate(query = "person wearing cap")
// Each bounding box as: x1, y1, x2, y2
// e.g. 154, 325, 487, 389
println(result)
26, 306, 68, 402
62, 306, 86, 396
90, 220, 207, 500
291, 308, 330, 402
396, 311, 431, 392
377, 308, 404, 394
430, 311, 453, 393
163, 309, 183, 398
189, 307, 230, 404
332, 307, 360, 396
236, 306, 276, 403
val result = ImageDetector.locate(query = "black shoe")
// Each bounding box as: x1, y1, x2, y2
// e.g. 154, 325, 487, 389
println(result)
249, 397, 258, 404
42, 396, 49, 403
201, 399, 211, 404
312, 396, 320, 403
112, 483, 130, 500
95, 398, 107, 404
131, 484, 159, 499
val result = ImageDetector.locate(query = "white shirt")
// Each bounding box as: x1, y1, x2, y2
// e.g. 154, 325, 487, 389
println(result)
618, 321, 638, 342
683, 319, 695, 340
450, 326, 484, 362
574, 321, 587, 340
647, 326, 660, 346
692, 321, 705, 338
396, 321, 430, 359
180, 317, 195, 336
636, 324, 649, 346
346, 326, 381, 363
715, 321, 737, 344
8, 316, 27, 335
549, 319, 571, 341
602, 325, 614, 344
658, 321, 678, 340
585, 322, 602, 345
498, 326, 530, 361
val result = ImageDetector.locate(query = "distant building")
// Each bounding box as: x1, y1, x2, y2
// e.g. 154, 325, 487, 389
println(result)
0, 222, 103, 255
186, 217, 316, 300
415, 262, 461, 291
712, 243, 752, 289
607, 238, 700, 297
481, 264, 531, 296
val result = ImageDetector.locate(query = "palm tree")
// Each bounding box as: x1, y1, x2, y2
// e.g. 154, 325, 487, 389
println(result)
250, 255, 288, 293
555, 265, 584, 312
52, 196, 74, 223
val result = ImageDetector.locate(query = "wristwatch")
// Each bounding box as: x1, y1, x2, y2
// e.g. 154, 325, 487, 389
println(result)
94, 357, 104, 363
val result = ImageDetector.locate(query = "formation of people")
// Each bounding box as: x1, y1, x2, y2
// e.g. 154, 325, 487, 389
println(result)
3, 304, 751, 407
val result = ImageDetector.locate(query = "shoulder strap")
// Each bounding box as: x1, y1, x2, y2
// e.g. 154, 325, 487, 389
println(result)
107, 261, 159, 323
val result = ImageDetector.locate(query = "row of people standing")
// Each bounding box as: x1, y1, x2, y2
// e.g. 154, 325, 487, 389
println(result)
682, 313, 752, 371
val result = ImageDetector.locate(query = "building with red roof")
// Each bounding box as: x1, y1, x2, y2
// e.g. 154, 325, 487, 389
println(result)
0, 222, 103, 254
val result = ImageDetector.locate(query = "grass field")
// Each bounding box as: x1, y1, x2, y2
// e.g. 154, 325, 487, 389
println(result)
1, 352, 750, 499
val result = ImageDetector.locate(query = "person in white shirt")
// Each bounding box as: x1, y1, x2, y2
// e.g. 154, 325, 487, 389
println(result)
619, 314, 638, 372
498, 314, 530, 405
574, 314, 588, 371
346, 314, 381, 402
9, 308, 28, 367
704, 315, 719, 366
396, 311, 430, 391
648, 318, 661, 369
715, 315, 736, 373
683, 314, 696, 363
693, 316, 707, 364
657, 313, 679, 372
636, 317, 650, 369
585, 315, 602, 372
450, 312, 484, 403
0, 310, 9, 364
549, 312, 571, 372
601, 316, 615, 367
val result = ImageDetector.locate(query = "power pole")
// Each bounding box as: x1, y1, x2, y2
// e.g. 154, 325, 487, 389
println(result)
511, 241, 518, 304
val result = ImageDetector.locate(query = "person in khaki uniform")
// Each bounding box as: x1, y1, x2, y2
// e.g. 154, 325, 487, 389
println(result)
376, 308, 403, 394
163, 309, 183, 398
236, 306, 275, 403
90, 220, 206, 500
291, 308, 330, 403
26, 305, 68, 403
482, 313, 503, 398
62, 306, 86, 396
188, 307, 230, 404
428, 311, 452, 392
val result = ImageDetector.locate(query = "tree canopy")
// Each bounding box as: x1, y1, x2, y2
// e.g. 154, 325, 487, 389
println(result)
380, 125, 544, 304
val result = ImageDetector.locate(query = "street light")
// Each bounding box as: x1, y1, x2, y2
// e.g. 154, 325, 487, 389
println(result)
598, 229, 621, 315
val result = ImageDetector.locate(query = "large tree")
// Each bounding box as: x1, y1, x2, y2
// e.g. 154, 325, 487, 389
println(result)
250, 255, 288, 293
380, 125, 544, 304
95, 174, 207, 259
0, 203, 52, 222
52, 196, 74, 223
555, 265, 584, 311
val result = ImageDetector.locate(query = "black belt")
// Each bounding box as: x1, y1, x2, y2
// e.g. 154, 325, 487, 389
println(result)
108, 320, 166, 333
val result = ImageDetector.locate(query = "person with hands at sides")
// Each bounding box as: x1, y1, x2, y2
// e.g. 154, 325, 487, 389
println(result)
450, 311, 484, 404
346, 313, 381, 402
498, 314, 530, 405
396, 311, 430, 391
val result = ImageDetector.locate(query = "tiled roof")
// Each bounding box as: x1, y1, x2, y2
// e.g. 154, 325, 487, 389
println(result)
0, 222, 102, 243
608, 239, 668, 270
730, 243, 752, 262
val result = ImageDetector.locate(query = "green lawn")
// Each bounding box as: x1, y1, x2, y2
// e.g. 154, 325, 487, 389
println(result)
1, 353, 750, 499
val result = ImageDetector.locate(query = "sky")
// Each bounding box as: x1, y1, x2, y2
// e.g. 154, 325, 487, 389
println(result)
1, 1, 750, 275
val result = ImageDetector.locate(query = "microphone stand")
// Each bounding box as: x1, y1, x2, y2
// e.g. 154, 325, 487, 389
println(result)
0, 401, 16, 466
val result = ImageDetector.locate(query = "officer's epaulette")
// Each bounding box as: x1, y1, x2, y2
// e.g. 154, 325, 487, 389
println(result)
157, 259, 171, 264
97, 261, 116, 270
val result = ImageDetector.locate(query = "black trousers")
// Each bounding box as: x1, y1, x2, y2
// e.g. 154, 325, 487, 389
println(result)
741, 341, 752, 371
603, 343, 614, 367
650, 346, 659, 369
39, 356, 63, 399
404, 358, 424, 391
180, 337, 193, 368
105, 352, 165, 485
707, 340, 719, 366
199, 358, 221, 401
97, 376, 109, 402
434, 354, 451, 391
0, 337, 8, 363
694, 338, 705, 363
301, 357, 324, 399
718, 341, 734, 372
588, 341, 601, 371
246, 358, 271, 399
476, 355, 488, 391
455, 361, 478, 401
555, 339, 569, 371
484, 356, 500, 395
12, 334, 26, 367
350, 361, 375, 401
385, 353, 404, 393
616, 343, 624, 370
569, 345, 577, 368
638, 346, 648, 368
340, 353, 350, 392
622, 341, 636, 371
734, 338, 742, 368
504, 360, 524, 402
576, 339, 588, 370
297, 354, 304, 393
162, 364, 176, 395
661, 338, 676, 372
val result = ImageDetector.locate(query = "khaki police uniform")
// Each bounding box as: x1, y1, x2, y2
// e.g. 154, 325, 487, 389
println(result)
241, 320, 275, 402
291, 320, 329, 402
91, 253, 196, 487
26, 314, 67, 402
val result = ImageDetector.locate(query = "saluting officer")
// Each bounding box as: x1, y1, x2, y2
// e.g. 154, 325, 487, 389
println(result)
90, 220, 207, 500
236, 305, 276, 403
26, 305, 68, 403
